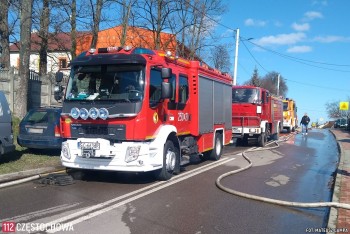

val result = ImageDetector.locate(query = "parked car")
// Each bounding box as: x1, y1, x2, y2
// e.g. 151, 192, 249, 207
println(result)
17, 107, 62, 150
0, 91, 16, 156
334, 118, 348, 128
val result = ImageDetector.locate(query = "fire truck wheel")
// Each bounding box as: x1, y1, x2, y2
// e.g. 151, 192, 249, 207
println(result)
209, 133, 223, 161
258, 132, 266, 147
154, 140, 179, 181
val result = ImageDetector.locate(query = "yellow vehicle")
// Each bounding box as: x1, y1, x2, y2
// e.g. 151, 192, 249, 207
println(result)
283, 98, 298, 133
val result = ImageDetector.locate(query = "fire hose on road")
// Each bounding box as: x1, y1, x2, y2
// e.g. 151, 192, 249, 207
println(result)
216, 134, 350, 210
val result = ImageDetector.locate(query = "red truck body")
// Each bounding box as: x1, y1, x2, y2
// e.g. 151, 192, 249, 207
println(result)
55, 46, 232, 180
232, 85, 283, 146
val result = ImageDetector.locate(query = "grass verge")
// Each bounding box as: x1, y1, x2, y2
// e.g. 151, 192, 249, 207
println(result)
0, 117, 61, 175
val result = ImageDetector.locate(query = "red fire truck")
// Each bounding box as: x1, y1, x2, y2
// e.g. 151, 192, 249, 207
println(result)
54, 46, 232, 181
232, 85, 283, 147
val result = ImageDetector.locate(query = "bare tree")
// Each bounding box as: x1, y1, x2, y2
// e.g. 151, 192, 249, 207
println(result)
15, 0, 33, 118
209, 44, 230, 71
183, 0, 226, 60
325, 99, 350, 119
89, 0, 103, 48
119, 0, 135, 46
135, 0, 176, 50
260, 71, 288, 97
38, 0, 50, 75
70, 0, 77, 59
0, 0, 10, 69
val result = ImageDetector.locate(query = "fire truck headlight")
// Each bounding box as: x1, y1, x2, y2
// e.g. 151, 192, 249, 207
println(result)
125, 146, 141, 163
70, 107, 80, 119
80, 108, 89, 120
62, 144, 71, 159
89, 107, 99, 119
99, 108, 109, 120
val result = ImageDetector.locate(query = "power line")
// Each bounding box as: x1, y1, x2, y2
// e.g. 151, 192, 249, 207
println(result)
285, 78, 350, 92
240, 40, 269, 73
185, 1, 350, 74
243, 38, 350, 67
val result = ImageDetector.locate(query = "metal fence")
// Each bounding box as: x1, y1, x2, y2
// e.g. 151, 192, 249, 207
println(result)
0, 67, 61, 116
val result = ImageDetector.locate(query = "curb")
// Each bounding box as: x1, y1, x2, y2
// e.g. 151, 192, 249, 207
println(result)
0, 166, 66, 189
327, 129, 342, 230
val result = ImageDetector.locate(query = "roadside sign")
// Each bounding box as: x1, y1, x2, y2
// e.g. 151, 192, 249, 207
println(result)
339, 102, 349, 111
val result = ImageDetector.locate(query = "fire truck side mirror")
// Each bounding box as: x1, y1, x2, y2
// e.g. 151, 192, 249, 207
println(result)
54, 84, 64, 101
161, 82, 172, 99
161, 68, 172, 79
55, 71, 64, 83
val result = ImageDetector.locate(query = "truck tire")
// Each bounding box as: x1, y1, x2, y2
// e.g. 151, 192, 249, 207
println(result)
154, 140, 179, 181
209, 133, 223, 161
258, 132, 266, 147
236, 138, 242, 146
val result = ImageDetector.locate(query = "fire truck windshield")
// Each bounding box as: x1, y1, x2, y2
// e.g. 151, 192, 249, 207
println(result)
65, 64, 145, 102
232, 88, 260, 104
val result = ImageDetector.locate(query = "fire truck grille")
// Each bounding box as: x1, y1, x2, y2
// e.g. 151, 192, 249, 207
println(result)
232, 116, 260, 127
70, 124, 126, 140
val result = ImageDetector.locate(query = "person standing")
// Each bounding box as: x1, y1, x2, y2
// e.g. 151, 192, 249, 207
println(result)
300, 113, 310, 135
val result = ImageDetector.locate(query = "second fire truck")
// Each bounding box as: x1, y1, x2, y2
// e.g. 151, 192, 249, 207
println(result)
283, 98, 298, 133
54, 46, 232, 181
232, 85, 283, 147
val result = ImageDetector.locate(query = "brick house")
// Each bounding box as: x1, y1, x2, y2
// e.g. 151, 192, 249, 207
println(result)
9, 26, 178, 74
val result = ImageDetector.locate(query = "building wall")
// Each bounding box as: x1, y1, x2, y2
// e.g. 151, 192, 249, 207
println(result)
10, 52, 71, 74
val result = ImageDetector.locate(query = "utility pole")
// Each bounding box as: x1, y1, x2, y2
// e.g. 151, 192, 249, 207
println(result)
233, 28, 239, 86
277, 73, 280, 96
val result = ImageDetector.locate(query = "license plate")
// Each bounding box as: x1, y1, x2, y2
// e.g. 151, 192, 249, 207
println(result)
79, 142, 100, 150
82, 149, 95, 158
27, 128, 43, 134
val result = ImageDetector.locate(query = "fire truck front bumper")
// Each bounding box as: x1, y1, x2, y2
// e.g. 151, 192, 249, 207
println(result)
60, 138, 163, 172
232, 127, 261, 138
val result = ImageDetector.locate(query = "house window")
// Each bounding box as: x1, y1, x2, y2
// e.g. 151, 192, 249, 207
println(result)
59, 58, 67, 69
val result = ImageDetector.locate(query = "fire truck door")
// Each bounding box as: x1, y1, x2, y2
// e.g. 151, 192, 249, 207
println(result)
262, 90, 270, 120
168, 74, 190, 134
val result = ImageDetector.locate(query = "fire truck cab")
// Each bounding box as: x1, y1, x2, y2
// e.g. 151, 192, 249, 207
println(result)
54, 46, 232, 181
283, 98, 298, 133
232, 85, 283, 147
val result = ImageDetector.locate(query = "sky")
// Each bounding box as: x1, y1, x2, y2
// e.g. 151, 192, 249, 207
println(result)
215, 0, 350, 124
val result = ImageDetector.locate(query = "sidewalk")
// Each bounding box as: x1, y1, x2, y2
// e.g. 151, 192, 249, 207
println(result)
328, 129, 350, 231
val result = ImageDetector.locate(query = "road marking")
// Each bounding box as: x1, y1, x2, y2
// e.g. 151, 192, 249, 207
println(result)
45, 157, 235, 233
0, 203, 81, 223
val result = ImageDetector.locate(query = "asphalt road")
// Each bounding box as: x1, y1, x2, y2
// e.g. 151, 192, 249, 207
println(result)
0, 129, 338, 234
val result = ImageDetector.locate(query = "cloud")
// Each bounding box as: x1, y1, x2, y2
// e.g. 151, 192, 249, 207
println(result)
312, 0, 328, 6
287, 45, 312, 53
244, 18, 267, 27
304, 11, 323, 21
313, 35, 350, 43
292, 22, 310, 31
256, 32, 306, 46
